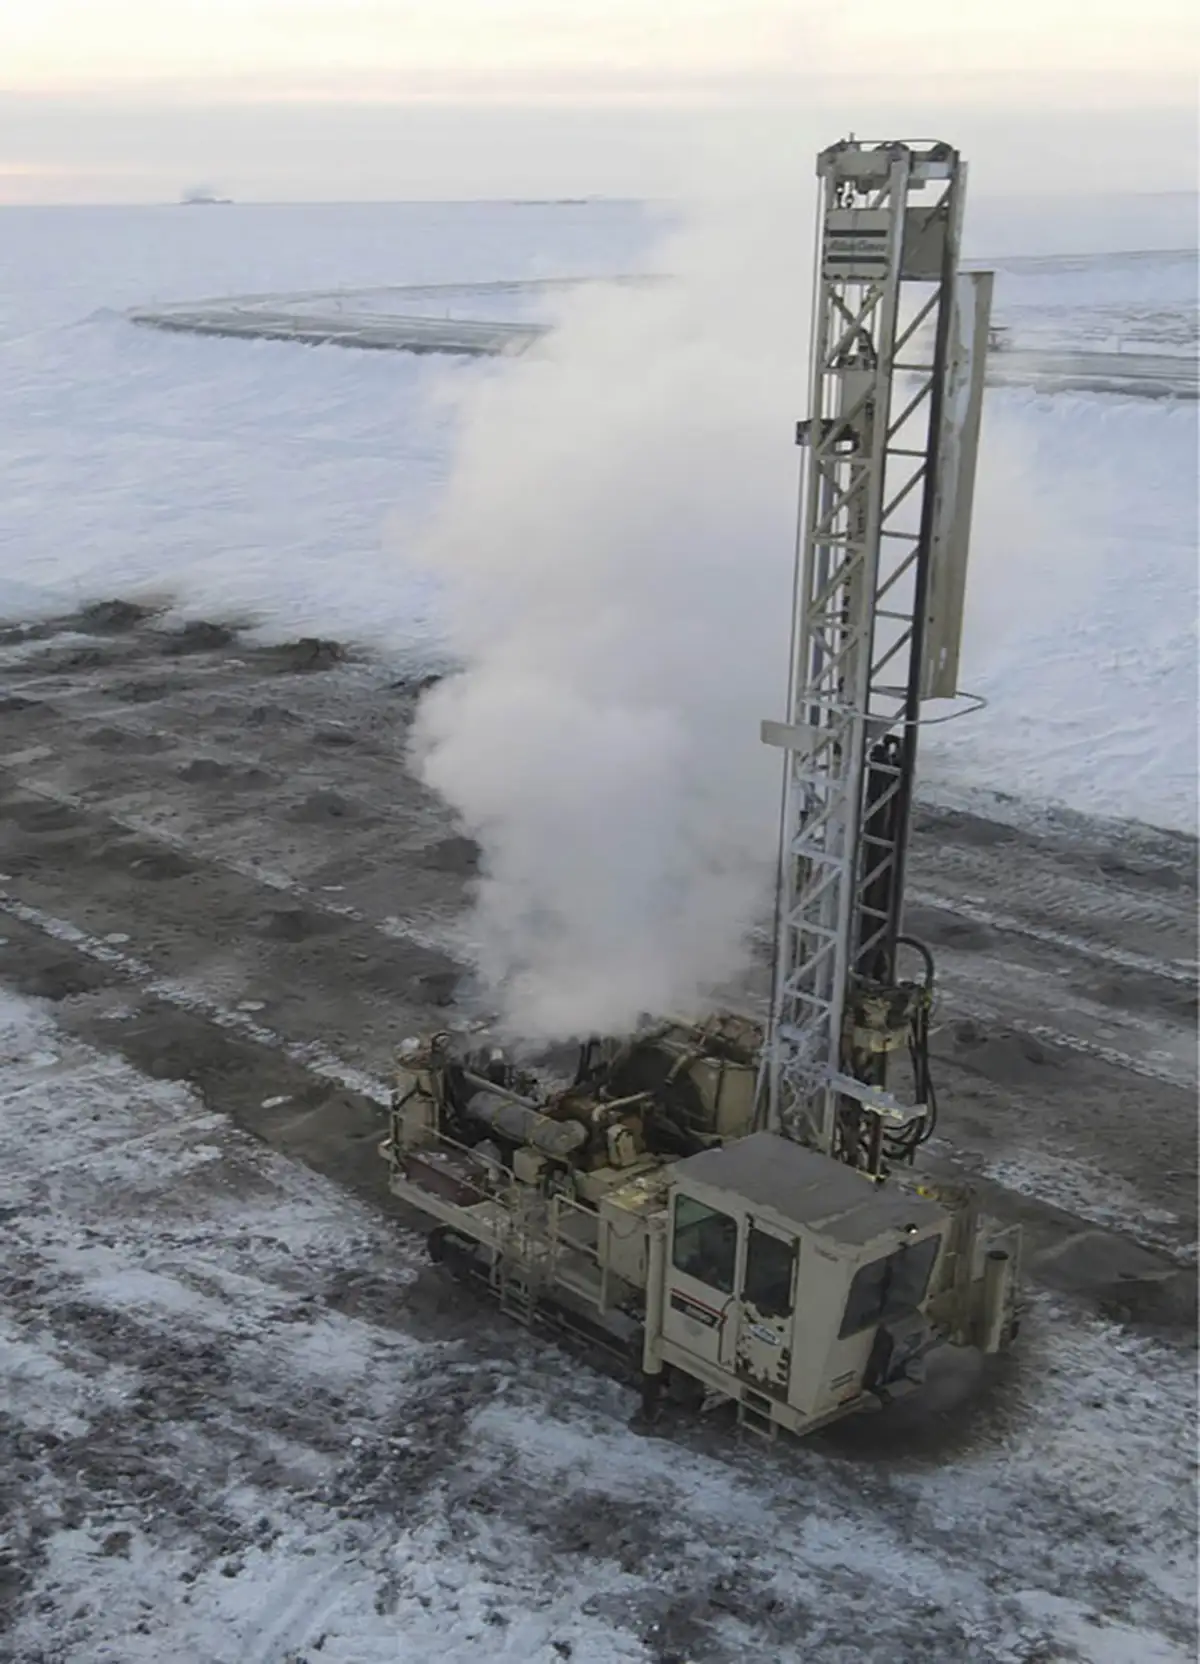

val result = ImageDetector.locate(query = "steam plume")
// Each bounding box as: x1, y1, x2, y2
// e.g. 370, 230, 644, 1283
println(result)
410, 195, 812, 1040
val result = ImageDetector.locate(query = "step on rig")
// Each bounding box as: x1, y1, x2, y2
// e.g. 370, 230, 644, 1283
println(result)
383, 139, 1019, 1441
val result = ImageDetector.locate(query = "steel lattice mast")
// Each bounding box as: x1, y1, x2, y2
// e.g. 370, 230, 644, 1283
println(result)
763, 138, 992, 1166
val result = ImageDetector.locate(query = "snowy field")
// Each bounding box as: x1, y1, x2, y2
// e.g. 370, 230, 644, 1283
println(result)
0, 190, 1196, 1660
1, 985, 1195, 1664
0, 198, 1196, 832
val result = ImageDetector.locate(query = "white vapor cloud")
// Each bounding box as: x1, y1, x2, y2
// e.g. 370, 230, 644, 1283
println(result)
410, 186, 813, 1039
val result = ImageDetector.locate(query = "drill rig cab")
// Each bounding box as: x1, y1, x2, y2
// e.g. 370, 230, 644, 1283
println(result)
662, 1136, 951, 1431
383, 137, 1021, 1439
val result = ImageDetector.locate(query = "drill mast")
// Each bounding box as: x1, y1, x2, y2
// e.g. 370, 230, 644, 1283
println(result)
763, 139, 992, 1170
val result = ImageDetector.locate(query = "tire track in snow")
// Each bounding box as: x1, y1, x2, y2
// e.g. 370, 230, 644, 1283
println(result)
0, 889, 392, 1108
0, 759, 466, 963
244, 1562, 360, 1664
906, 886, 1198, 986
1, 776, 1188, 1093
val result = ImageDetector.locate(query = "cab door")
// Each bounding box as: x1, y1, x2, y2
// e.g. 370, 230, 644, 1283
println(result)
663, 1192, 740, 1371
734, 1221, 797, 1399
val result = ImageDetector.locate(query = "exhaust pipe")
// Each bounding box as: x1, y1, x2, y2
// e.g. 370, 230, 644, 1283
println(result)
980, 1248, 1014, 1354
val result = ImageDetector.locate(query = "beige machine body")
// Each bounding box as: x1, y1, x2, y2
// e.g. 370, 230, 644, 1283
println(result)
384, 1025, 1019, 1438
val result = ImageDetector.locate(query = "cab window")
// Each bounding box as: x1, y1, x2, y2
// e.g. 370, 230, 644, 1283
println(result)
839, 1235, 940, 1337
743, 1227, 795, 1319
671, 1196, 738, 1293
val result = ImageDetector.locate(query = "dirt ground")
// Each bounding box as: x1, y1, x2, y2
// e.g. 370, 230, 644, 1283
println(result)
0, 605, 1196, 1662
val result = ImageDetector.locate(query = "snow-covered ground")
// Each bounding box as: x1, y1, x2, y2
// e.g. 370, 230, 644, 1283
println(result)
1, 985, 1195, 1664
0, 199, 1195, 830
923, 389, 1196, 831
1, 196, 1195, 1663
981, 247, 1197, 355
0, 203, 657, 646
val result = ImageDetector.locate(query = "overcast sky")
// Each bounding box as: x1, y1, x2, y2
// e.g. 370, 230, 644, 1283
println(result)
2, 0, 1197, 204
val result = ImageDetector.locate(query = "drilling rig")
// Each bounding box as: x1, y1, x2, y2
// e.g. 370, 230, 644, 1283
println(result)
383, 139, 1020, 1438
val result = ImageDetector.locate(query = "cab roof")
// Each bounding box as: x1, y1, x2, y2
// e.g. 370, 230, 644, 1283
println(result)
670, 1131, 944, 1247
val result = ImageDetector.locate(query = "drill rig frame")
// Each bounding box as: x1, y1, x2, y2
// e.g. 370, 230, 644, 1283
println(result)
763, 138, 992, 1175
382, 138, 1018, 1441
